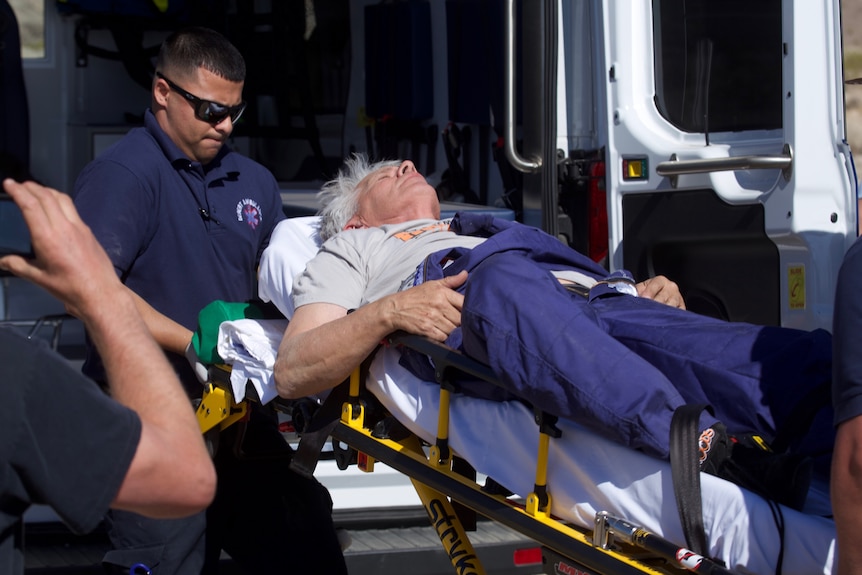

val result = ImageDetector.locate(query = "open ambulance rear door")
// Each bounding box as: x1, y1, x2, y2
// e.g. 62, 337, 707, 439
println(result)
597, 0, 856, 332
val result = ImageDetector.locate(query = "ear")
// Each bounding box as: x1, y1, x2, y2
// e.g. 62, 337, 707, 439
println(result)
153, 77, 170, 108
343, 215, 366, 231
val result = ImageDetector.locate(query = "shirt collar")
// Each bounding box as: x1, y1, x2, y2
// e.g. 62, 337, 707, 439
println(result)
143, 109, 230, 176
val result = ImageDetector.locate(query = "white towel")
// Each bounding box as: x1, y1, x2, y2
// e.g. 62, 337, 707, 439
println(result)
217, 318, 288, 404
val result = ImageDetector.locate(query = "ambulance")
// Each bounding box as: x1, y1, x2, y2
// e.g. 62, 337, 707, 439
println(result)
4, 0, 855, 573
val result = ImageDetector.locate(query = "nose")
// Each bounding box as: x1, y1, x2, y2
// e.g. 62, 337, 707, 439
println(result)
397, 160, 417, 176
214, 115, 234, 133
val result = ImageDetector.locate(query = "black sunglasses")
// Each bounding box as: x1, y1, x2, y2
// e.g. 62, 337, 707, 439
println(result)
156, 72, 247, 125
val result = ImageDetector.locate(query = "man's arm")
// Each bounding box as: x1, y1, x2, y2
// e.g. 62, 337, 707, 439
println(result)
832, 237, 862, 574
0, 179, 215, 518
127, 289, 194, 355
832, 416, 862, 575
275, 271, 468, 398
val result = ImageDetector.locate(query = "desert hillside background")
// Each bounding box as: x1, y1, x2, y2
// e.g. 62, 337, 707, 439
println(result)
9, 0, 862, 174
844, 0, 862, 171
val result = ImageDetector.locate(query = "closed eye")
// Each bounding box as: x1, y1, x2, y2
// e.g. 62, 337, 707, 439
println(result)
372, 171, 394, 184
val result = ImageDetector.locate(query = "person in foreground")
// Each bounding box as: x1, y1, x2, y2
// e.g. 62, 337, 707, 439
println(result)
72, 27, 345, 574
274, 154, 833, 509
0, 179, 216, 575
831, 235, 862, 575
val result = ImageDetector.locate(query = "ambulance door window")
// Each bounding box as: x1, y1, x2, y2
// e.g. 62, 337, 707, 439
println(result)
652, 0, 781, 133
7, 0, 44, 59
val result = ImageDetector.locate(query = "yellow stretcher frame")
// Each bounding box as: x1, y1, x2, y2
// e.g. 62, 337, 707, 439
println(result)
195, 332, 737, 575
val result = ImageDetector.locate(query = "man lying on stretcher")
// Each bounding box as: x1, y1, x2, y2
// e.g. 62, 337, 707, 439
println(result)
273, 154, 833, 510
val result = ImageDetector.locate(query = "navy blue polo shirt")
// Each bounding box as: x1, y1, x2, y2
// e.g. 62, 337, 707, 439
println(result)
73, 109, 285, 389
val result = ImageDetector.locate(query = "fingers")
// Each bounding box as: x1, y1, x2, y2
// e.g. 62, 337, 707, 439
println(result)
1, 180, 42, 281
636, 275, 686, 310
636, 276, 660, 299
441, 269, 468, 290
0, 254, 28, 277
1, 179, 118, 317
3, 179, 71, 245
5, 178, 52, 215
388, 273, 467, 341
54, 186, 85, 225
415, 281, 464, 337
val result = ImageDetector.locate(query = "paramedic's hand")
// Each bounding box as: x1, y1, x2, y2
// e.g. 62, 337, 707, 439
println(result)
185, 340, 210, 384
636, 275, 686, 310
388, 270, 467, 342
0, 179, 121, 319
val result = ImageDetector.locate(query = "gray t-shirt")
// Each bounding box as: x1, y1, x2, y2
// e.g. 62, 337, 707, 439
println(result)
293, 219, 485, 311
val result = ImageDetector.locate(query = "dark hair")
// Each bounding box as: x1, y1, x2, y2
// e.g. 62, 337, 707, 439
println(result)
155, 27, 246, 82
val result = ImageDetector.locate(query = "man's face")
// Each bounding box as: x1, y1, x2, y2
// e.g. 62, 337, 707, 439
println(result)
154, 67, 244, 165
347, 160, 441, 230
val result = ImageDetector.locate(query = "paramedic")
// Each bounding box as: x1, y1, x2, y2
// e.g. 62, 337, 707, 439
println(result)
831, 235, 862, 575
0, 179, 216, 575
72, 27, 346, 575
275, 155, 832, 506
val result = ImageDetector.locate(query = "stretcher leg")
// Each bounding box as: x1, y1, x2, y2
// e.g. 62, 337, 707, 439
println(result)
526, 412, 561, 518
411, 477, 488, 575
430, 386, 452, 467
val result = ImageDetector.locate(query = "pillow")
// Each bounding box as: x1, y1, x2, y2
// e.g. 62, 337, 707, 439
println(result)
258, 216, 323, 319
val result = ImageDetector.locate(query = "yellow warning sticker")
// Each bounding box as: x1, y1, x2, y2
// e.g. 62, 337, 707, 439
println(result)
357, 106, 375, 128
788, 265, 805, 310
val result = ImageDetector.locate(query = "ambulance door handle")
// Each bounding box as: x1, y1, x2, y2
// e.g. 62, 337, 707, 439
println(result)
656, 144, 793, 188
504, 0, 542, 173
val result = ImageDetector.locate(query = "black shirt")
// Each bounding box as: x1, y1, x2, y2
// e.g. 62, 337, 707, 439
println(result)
0, 328, 140, 574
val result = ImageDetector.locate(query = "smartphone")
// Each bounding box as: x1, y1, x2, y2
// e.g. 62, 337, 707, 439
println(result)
0, 191, 33, 258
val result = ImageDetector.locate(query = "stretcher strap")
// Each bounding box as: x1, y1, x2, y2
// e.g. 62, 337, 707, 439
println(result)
289, 381, 350, 479
669, 404, 711, 556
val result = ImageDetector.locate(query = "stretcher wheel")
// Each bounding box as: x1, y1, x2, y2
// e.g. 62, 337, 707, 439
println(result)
331, 439, 356, 470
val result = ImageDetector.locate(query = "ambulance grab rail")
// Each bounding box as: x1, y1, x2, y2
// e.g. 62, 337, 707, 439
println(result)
504, 0, 542, 173
656, 144, 793, 187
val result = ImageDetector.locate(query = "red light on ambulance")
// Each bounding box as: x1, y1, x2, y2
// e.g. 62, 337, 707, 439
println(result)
588, 161, 608, 263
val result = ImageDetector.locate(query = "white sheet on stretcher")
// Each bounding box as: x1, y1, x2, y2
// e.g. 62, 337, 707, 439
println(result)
237, 216, 836, 575
369, 346, 836, 575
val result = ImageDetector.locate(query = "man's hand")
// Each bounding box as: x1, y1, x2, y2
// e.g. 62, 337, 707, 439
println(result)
636, 275, 686, 310
0, 179, 217, 517
277, 271, 469, 399
383, 270, 468, 341
0, 179, 122, 319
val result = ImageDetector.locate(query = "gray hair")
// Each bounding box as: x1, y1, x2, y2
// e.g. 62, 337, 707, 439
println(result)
316, 154, 401, 241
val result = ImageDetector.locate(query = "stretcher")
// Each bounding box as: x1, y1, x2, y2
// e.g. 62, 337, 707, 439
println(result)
194, 217, 836, 575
